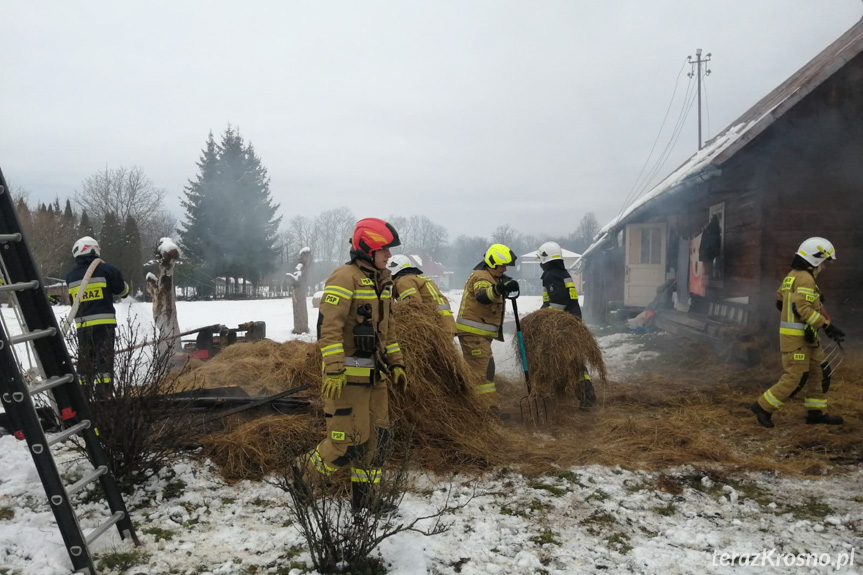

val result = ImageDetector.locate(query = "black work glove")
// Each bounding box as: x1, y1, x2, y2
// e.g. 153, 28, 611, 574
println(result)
496, 277, 520, 298
775, 300, 782, 311
824, 323, 845, 343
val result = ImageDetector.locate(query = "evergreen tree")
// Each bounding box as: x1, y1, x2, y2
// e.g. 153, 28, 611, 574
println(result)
179, 126, 282, 295
100, 211, 122, 264
121, 215, 143, 295
79, 210, 95, 237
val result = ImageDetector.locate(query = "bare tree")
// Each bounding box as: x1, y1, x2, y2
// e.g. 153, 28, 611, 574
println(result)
76, 166, 167, 232
281, 215, 317, 266
571, 212, 600, 253
313, 207, 355, 268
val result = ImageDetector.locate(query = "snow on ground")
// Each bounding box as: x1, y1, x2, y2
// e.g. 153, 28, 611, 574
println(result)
2, 296, 862, 574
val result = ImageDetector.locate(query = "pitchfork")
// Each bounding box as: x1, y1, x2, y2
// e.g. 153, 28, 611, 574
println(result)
510, 294, 548, 426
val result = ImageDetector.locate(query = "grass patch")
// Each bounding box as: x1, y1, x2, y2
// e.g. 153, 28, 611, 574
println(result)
527, 480, 568, 497
499, 498, 552, 518
606, 532, 632, 554
163, 479, 187, 500
652, 502, 677, 516
788, 498, 834, 520
142, 526, 175, 542
530, 528, 561, 546
0, 507, 14, 521
97, 548, 151, 571
586, 489, 610, 503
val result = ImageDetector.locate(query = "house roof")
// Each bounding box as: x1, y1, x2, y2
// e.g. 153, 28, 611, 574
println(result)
581, 17, 863, 262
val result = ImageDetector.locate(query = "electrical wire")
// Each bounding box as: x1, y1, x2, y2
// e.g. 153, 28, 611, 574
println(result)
703, 71, 711, 141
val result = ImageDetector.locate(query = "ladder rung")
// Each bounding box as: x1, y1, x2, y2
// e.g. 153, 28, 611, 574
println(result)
67, 466, 108, 496
86, 511, 125, 545
47, 420, 90, 447
0, 280, 39, 293
10, 328, 56, 346
0, 233, 22, 242
29, 374, 76, 396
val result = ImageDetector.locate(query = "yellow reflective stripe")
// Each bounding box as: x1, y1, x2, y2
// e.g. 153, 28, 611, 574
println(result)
425, 282, 445, 305
118, 282, 130, 298
796, 287, 816, 294
310, 448, 338, 476
345, 366, 373, 377
438, 309, 453, 317
549, 303, 567, 310
321, 343, 344, 357
350, 468, 382, 483
354, 289, 377, 300
779, 327, 805, 336
456, 323, 497, 337
456, 318, 498, 337
763, 390, 783, 409
804, 398, 828, 409
805, 311, 821, 325
398, 287, 418, 300
476, 381, 496, 394
386, 343, 400, 354
582, 372, 591, 381
324, 285, 353, 298
564, 280, 575, 287
75, 317, 118, 328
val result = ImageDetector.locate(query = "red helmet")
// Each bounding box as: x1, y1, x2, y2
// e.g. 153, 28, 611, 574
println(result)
351, 218, 401, 255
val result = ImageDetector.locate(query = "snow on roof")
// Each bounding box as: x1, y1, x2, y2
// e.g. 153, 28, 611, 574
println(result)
581, 18, 863, 262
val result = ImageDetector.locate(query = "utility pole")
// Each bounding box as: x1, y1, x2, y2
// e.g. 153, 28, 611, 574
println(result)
688, 48, 712, 150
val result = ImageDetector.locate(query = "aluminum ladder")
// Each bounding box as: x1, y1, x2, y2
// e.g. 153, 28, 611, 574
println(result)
0, 167, 138, 574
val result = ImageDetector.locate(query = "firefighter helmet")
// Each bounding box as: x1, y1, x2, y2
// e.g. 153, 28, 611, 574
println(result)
386, 254, 414, 273
796, 237, 836, 267
72, 236, 100, 258
537, 241, 563, 264
484, 243, 517, 268
351, 218, 401, 255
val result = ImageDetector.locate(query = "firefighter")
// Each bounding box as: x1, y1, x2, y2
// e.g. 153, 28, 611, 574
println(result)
306, 218, 407, 512
65, 236, 130, 399
751, 237, 845, 428
456, 243, 519, 416
537, 241, 596, 410
386, 254, 456, 335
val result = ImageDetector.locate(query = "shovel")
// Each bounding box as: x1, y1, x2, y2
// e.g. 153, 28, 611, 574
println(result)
510, 295, 547, 426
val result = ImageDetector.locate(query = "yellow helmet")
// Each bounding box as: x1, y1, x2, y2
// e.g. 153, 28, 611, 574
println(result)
484, 243, 517, 268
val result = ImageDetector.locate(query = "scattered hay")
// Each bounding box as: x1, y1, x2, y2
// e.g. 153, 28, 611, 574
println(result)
171, 340, 321, 396
391, 298, 511, 470
517, 309, 607, 398
201, 415, 321, 481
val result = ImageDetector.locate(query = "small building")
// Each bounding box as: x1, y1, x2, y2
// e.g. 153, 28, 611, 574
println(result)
580, 17, 863, 337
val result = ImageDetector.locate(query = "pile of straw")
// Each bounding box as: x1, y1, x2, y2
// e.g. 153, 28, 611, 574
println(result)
390, 298, 511, 469
171, 339, 321, 396
517, 308, 607, 397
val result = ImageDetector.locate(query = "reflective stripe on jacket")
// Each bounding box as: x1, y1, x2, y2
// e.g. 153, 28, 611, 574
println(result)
393, 271, 457, 334
317, 259, 404, 382
540, 264, 582, 319
65, 258, 129, 328
456, 265, 504, 340
777, 269, 826, 352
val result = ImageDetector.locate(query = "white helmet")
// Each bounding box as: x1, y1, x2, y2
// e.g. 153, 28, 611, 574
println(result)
796, 237, 836, 267
72, 236, 100, 258
537, 241, 563, 264
386, 254, 413, 273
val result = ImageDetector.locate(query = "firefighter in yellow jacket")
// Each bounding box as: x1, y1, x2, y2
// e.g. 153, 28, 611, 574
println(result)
306, 218, 408, 512
751, 237, 845, 428
386, 254, 457, 335
456, 243, 519, 413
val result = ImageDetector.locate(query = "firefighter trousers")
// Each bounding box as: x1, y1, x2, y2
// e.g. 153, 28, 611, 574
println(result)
77, 325, 116, 400
757, 345, 828, 413
307, 376, 391, 481
457, 334, 498, 404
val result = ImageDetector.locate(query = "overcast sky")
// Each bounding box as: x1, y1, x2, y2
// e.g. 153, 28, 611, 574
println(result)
2, 1, 861, 241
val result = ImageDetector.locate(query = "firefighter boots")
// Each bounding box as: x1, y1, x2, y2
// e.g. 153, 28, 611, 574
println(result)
805, 410, 844, 425
750, 402, 774, 428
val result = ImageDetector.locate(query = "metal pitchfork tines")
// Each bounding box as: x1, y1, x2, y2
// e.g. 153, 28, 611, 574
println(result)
822, 339, 846, 375
510, 294, 547, 426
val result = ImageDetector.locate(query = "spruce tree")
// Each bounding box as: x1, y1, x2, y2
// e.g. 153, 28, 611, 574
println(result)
122, 215, 143, 295
79, 210, 95, 237
100, 211, 122, 264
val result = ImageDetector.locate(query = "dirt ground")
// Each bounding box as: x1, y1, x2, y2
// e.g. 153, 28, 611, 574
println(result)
493, 330, 862, 479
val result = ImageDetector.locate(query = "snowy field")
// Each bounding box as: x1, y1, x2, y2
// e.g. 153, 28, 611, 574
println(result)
1, 295, 861, 574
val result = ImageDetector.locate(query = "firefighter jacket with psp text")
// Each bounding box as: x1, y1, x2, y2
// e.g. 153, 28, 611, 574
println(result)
456, 263, 505, 341
777, 268, 828, 352
317, 259, 405, 383
65, 256, 130, 328
540, 262, 582, 319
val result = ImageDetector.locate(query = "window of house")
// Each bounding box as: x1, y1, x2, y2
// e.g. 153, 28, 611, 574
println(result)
640, 227, 662, 264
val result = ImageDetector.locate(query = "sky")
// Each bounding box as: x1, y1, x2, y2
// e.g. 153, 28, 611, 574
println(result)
2, 1, 861, 241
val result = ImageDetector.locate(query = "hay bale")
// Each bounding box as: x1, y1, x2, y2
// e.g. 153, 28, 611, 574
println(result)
391, 298, 511, 469
201, 415, 321, 481
171, 340, 321, 396
517, 309, 607, 398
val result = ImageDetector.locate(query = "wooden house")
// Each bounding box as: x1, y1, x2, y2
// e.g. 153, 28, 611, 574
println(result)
580, 18, 863, 339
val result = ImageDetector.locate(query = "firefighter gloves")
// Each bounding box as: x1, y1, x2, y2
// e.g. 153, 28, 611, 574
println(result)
496, 277, 520, 298
391, 366, 408, 390
322, 370, 348, 399
824, 324, 845, 343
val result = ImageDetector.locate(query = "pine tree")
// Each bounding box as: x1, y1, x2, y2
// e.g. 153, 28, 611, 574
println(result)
100, 211, 122, 264
179, 126, 282, 296
79, 210, 95, 237
121, 215, 143, 295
